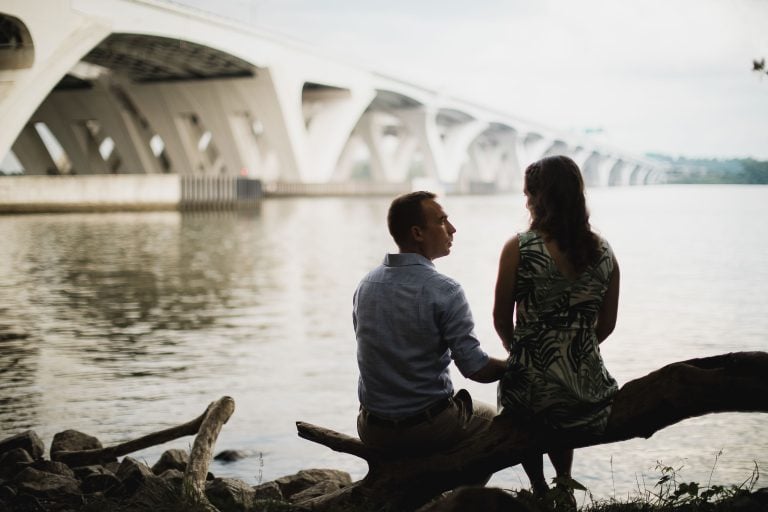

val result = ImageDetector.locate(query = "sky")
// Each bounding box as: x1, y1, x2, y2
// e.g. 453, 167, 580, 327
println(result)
172, 0, 768, 160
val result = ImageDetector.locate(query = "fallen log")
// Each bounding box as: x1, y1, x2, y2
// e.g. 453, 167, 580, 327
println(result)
297, 351, 768, 512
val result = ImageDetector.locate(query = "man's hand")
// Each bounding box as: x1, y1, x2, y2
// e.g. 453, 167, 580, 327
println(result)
469, 358, 507, 383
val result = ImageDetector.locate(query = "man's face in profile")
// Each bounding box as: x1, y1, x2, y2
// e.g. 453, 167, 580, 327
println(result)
416, 199, 456, 260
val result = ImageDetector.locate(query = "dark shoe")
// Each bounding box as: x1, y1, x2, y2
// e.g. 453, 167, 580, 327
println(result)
552, 484, 577, 511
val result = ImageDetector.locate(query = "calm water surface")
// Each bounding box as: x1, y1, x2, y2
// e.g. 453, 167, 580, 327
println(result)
1, 185, 766, 500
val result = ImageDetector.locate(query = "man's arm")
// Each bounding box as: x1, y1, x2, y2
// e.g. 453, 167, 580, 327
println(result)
468, 357, 506, 383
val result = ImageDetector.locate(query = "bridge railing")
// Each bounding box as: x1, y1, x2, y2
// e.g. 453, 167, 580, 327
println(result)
180, 176, 262, 210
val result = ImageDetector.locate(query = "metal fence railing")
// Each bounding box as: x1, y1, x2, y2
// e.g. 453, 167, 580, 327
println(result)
180, 176, 262, 210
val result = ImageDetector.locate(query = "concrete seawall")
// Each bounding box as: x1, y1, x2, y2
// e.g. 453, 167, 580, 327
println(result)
0, 175, 410, 213
0, 175, 181, 213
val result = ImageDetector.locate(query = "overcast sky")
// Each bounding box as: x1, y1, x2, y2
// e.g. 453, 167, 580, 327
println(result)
172, 0, 768, 160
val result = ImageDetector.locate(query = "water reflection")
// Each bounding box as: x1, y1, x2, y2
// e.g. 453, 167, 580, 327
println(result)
0, 327, 40, 429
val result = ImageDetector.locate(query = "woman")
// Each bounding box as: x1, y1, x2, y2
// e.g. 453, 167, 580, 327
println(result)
494, 155, 620, 499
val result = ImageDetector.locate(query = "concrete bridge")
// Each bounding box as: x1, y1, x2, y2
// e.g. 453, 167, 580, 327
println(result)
0, 0, 665, 197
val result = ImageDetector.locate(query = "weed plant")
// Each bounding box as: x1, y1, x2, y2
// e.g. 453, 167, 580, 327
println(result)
555, 452, 762, 512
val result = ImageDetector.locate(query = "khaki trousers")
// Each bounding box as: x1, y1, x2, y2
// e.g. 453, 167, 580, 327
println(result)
357, 389, 496, 455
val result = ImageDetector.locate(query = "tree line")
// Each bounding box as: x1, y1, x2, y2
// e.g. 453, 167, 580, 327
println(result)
647, 154, 768, 184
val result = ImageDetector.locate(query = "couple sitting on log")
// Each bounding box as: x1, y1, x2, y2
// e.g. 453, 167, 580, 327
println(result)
353, 155, 620, 504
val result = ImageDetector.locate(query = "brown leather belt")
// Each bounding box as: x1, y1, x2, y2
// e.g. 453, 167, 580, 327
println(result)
361, 395, 453, 429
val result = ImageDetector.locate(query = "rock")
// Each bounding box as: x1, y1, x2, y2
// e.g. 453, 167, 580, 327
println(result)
115, 456, 156, 495
104, 461, 121, 474
214, 449, 249, 462
29, 459, 76, 479
0, 430, 45, 460
123, 473, 177, 511
274, 468, 352, 500
290, 479, 349, 504
72, 464, 113, 480
8, 493, 45, 512
252, 499, 306, 512
206, 477, 256, 512
0, 447, 33, 480
13, 466, 81, 498
82, 472, 121, 494
151, 448, 189, 475
158, 468, 184, 493
159, 468, 184, 481
416, 486, 533, 512
252, 480, 283, 501
50, 429, 103, 461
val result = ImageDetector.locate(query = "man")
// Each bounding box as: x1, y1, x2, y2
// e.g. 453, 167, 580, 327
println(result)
354, 191, 506, 454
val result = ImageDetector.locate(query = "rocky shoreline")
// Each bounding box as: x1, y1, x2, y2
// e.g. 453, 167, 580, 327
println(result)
0, 429, 351, 511
4, 427, 768, 512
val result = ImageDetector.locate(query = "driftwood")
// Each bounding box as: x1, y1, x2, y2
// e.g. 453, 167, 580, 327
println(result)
297, 351, 768, 512
52, 398, 229, 467
183, 396, 236, 511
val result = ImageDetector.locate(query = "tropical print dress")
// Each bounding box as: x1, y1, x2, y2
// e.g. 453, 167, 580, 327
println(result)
498, 230, 619, 433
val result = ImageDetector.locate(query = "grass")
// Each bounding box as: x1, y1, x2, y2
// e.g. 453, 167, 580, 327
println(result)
522, 453, 763, 512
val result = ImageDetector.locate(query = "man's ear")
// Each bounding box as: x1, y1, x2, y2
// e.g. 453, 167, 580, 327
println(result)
411, 225, 424, 242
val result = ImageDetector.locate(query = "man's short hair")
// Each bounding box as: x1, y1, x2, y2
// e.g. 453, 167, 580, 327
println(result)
387, 191, 436, 248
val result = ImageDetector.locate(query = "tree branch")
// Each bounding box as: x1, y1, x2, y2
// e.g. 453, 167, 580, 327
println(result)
297, 351, 768, 512
53, 402, 215, 466
182, 396, 236, 511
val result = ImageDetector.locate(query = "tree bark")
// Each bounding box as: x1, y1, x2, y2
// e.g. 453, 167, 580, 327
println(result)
182, 396, 236, 512
297, 351, 768, 512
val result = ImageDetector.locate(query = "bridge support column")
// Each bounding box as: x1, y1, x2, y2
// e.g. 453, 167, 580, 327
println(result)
302, 85, 375, 183
463, 130, 522, 192
609, 159, 634, 186
25, 78, 165, 175
567, 146, 592, 170
541, 139, 569, 159
441, 120, 488, 192
10, 124, 57, 175
128, 78, 263, 176
397, 108, 445, 184
515, 132, 552, 172
630, 165, 650, 185
332, 133, 365, 182
590, 154, 618, 187
356, 111, 393, 183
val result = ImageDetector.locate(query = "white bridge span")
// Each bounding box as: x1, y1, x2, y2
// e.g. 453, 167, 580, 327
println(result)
0, 0, 664, 194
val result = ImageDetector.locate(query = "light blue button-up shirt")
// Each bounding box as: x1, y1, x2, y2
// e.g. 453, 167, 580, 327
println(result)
354, 253, 490, 418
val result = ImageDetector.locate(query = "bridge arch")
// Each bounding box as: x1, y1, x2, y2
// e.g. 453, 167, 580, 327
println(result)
7, 27, 375, 182
10, 32, 262, 176
0, 13, 34, 69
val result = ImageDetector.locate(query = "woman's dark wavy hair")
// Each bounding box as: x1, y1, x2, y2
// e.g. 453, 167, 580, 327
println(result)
525, 155, 600, 271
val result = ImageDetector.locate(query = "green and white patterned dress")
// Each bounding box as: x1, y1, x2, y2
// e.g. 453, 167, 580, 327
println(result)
498, 230, 619, 433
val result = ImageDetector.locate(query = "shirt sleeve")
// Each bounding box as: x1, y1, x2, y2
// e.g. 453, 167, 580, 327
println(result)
437, 281, 490, 378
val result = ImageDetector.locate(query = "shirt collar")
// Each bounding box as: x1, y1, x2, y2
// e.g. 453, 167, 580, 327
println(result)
383, 252, 435, 268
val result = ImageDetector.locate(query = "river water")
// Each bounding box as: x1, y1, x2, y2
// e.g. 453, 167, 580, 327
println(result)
1, 185, 766, 501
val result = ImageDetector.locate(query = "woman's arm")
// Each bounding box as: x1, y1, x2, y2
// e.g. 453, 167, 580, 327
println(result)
596, 256, 620, 343
493, 235, 520, 353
